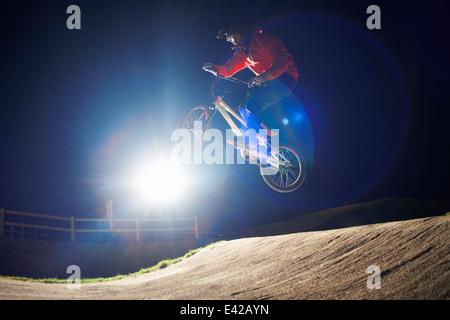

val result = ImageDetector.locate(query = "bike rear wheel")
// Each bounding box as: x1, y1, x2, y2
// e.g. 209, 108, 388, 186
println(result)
261, 146, 306, 193
178, 105, 211, 150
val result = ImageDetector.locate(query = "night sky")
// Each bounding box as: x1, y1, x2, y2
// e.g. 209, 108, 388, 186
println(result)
1, 0, 448, 233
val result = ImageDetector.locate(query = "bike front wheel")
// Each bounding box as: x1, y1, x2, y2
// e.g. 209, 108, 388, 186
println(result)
261, 146, 306, 193
178, 105, 211, 150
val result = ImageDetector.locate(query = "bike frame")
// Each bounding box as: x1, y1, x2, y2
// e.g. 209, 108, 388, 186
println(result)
178, 75, 306, 192
204, 90, 292, 168
212, 95, 246, 137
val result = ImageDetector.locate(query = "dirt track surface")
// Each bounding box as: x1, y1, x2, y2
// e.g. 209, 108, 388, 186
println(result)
0, 216, 448, 300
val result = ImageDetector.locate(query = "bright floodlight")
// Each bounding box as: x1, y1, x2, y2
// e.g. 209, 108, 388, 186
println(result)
131, 160, 189, 206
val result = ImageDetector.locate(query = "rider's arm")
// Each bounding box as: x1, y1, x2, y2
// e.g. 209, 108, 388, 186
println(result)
257, 34, 293, 82
214, 52, 247, 77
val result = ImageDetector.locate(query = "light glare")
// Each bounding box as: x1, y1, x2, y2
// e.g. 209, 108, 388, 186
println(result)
132, 160, 189, 205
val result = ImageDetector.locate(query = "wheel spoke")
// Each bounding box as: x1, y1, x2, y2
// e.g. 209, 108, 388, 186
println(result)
265, 147, 303, 189
180, 106, 210, 150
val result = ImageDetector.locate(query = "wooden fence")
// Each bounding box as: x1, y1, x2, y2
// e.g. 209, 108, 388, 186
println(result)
0, 208, 199, 242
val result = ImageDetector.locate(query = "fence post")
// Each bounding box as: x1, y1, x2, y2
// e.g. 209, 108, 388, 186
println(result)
70, 216, 75, 242
0, 208, 4, 237
194, 216, 199, 239
136, 218, 140, 242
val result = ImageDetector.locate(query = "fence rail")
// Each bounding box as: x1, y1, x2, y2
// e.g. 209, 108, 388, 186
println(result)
0, 208, 199, 242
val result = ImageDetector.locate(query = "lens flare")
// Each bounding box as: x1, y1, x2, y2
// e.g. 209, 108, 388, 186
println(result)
131, 160, 189, 206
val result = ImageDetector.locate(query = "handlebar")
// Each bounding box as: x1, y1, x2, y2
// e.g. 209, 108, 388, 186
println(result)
207, 70, 254, 99
215, 74, 249, 86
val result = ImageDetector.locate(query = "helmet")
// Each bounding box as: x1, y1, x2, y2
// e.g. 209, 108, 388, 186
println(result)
216, 24, 262, 42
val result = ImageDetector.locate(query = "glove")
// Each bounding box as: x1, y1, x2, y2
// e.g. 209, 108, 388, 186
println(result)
203, 63, 218, 76
248, 76, 265, 88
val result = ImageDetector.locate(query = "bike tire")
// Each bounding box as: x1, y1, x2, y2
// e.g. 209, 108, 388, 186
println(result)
261, 146, 306, 193
178, 105, 211, 150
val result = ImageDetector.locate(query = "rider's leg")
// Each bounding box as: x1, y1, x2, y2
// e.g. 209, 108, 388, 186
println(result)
239, 74, 296, 130
240, 74, 296, 163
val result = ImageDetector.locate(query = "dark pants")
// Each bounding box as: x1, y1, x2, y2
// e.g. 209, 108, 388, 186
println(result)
240, 73, 297, 130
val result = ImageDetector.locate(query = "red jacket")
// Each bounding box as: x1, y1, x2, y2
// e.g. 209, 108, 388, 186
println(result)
215, 32, 298, 82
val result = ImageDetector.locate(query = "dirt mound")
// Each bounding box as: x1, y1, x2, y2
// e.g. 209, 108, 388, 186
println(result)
0, 215, 448, 300
247, 197, 450, 237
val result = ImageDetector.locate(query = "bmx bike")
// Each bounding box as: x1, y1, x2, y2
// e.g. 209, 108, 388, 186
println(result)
177, 75, 307, 193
